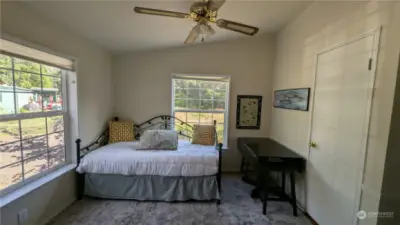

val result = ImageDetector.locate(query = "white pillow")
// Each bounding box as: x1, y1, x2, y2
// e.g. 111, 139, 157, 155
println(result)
136, 130, 178, 150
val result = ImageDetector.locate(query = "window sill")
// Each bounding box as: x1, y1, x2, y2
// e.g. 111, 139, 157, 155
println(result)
0, 164, 76, 207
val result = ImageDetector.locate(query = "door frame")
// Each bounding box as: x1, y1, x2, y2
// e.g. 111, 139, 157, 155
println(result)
306, 27, 382, 225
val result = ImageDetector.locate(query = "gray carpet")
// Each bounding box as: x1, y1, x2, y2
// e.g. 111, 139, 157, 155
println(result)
47, 175, 311, 225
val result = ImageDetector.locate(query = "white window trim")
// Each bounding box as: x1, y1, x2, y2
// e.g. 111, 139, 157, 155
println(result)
0, 33, 76, 70
0, 71, 79, 199
0, 71, 69, 197
0, 164, 75, 207
0, 35, 78, 196
0, 163, 68, 197
171, 73, 230, 148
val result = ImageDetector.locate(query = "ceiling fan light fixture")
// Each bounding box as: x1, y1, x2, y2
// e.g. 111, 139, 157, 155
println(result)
199, 23, 215, 36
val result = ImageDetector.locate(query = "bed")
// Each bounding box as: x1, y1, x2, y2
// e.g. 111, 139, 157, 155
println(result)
75, 115, 223, 204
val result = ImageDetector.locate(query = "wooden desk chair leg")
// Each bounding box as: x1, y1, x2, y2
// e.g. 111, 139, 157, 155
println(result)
290, 172, 298, 217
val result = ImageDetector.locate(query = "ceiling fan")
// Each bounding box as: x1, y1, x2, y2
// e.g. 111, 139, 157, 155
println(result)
133, 0, 259, 44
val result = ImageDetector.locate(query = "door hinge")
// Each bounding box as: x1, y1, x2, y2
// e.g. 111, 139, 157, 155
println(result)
368, 58, 372, 71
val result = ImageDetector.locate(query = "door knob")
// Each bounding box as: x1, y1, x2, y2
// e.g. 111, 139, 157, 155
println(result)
309, 141, 317, 148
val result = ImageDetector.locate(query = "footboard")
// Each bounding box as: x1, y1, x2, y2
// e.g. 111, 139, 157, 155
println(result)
75, 115, 223, 203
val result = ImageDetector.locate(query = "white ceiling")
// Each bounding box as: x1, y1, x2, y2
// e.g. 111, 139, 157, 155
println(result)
22, 0, 311, 53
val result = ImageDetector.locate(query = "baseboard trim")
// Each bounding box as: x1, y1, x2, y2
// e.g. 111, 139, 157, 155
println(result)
302, 211, 318, 225
40, 196, 76, 225
297, 203, 318, 225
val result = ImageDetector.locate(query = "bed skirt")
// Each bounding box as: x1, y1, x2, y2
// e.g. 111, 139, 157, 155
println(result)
84, 173, 220, 201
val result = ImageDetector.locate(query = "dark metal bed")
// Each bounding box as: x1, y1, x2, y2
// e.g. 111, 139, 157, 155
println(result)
75, 115, 223, 204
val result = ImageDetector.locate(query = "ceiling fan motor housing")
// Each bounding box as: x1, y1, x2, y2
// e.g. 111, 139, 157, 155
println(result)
190, 1, 218, 22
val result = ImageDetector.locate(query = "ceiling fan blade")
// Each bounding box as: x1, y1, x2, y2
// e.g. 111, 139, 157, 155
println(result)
185, 25, 200, 44
134, 7, 188, 19
208, 0, 226, 11
216, 19, 259, 36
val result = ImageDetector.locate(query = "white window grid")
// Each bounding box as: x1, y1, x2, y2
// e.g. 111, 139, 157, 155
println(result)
0, 54, 68, 194
171, 77, 230, 147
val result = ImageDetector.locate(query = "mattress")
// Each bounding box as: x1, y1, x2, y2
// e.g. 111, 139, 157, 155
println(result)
76, 140, 218, 176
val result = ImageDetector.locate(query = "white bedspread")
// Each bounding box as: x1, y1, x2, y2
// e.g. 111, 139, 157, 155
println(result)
76, 140, 218, 176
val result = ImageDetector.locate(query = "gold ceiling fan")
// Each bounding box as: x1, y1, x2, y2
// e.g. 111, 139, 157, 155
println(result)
134, 0, 259, 44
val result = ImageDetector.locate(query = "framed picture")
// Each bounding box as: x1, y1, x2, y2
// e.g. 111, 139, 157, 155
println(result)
236, 95, 262, 129
273, 88, 310, 111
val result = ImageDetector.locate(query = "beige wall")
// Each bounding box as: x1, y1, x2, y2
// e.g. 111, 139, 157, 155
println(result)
1, 2, 114, 146
270, 1, 400, 224
0, 2, 113, 225
0, 171, 76, 225
112, 35, 276, 171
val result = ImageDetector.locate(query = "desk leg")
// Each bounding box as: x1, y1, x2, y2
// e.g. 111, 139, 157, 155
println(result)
256, 166, 268, 215
281, 172, 286, 194
290, 172, 298, 217
240, 157, 245, 173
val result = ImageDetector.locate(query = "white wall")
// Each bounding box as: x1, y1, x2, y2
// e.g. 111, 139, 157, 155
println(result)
270, 1, 400, 224
0, 2, 113, 225
112, 35, 276, 171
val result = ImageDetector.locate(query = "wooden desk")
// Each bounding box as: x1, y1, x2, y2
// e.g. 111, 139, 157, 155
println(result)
237, 137, 305, 216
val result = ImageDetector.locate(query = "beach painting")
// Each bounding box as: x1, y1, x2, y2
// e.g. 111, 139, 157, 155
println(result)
273, 88, 310, 111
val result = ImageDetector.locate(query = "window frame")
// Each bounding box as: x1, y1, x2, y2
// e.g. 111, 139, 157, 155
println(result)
171, 74, 230, 148
0, 54, 70, 196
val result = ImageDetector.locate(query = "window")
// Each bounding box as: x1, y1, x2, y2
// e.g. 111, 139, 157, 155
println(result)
0, 53, 68, 193
172, 75, 230, 147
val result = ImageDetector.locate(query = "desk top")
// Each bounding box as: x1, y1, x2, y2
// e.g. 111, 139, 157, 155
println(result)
238, 137, 304, 159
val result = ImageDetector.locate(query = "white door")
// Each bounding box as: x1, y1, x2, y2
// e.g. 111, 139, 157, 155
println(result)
307, 32, 379, 225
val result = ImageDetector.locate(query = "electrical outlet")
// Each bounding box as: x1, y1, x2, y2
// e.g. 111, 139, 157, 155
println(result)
17, 208, 28, 224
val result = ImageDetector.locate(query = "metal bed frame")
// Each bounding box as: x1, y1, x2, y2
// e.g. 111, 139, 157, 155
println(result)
75, 115, 223, 204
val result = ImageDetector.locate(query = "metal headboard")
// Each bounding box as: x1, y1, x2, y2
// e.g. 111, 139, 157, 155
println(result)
75, 115, 219, 161
134, 115, 194, 140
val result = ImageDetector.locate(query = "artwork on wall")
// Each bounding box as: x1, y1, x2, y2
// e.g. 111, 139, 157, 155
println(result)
236, 95, 262, 129
273, 88, 310, 111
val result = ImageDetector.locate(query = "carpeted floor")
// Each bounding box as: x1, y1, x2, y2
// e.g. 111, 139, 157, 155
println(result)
47, 175, 311, 225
